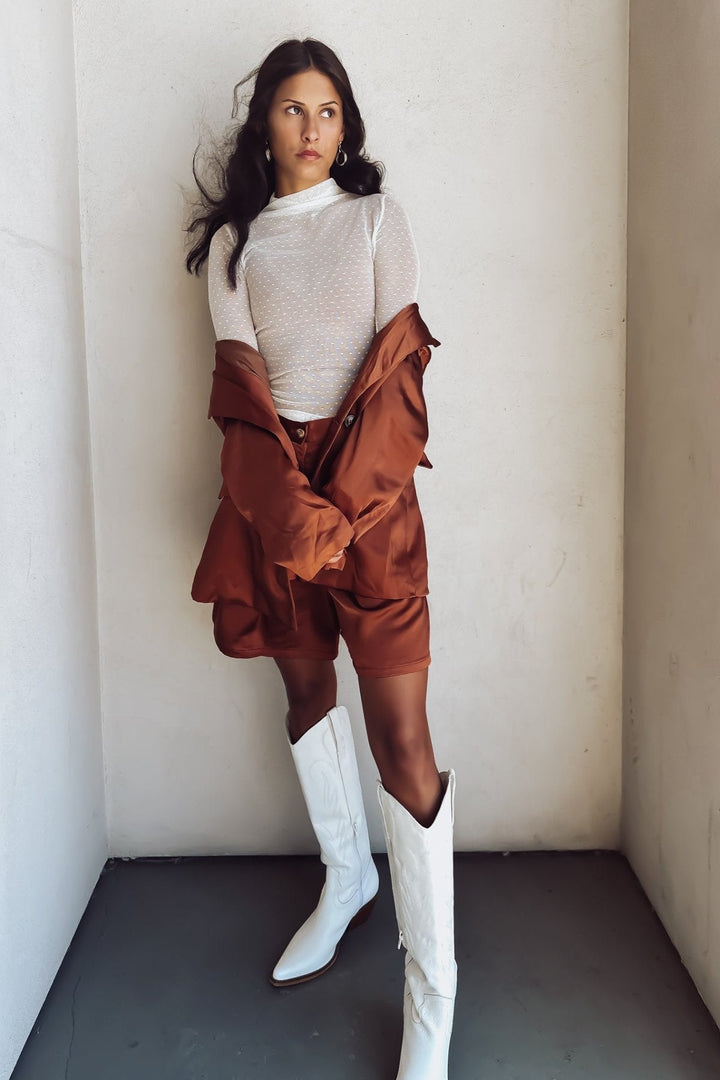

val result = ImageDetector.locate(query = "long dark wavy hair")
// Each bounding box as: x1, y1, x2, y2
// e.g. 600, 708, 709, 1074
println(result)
185, 38, 385, 288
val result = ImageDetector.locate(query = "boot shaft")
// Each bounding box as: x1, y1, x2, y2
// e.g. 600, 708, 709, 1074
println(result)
377, 769, 457, 1000
288, 706, 374, 896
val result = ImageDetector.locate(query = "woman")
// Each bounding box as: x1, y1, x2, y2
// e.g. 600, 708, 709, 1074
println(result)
186, 38, 456, 1079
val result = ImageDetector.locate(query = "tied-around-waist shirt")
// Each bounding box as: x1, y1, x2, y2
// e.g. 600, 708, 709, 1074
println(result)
207, 176, 420, 422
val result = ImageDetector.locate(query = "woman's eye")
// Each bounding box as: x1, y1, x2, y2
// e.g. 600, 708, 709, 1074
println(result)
286, 105, 336, 118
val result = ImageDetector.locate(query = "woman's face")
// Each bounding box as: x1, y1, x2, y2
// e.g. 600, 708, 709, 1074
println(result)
266, 68, 345, 197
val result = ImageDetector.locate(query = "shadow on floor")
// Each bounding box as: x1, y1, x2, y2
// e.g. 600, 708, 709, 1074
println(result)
11, 852, 720, 1079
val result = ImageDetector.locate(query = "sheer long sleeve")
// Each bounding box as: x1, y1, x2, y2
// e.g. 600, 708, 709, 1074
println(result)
207, 224, 258, 347
373, 195, 420, 333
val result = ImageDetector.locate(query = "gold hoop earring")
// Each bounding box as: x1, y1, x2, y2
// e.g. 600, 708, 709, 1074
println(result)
335, 142, 347, 167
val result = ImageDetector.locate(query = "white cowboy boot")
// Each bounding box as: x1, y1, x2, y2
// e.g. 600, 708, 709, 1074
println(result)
270, 704, 380, 986
377, 769, 457, 1080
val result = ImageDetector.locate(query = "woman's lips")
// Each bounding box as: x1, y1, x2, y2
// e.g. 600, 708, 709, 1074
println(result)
298, 151, 320, 159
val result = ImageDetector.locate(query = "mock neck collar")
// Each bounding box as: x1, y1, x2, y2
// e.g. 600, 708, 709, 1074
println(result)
265, 177, 347, 214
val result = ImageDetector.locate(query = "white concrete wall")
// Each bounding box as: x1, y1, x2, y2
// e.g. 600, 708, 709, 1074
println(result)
623, 2, 720, 1029
0, 2, 106, 1076
72, 0, 628, 855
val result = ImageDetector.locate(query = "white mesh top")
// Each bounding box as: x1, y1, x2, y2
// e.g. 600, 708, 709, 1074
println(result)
207, 176, 420, 421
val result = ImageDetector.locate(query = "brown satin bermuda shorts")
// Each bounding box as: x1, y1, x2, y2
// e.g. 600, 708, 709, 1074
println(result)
212, 414, 431, 679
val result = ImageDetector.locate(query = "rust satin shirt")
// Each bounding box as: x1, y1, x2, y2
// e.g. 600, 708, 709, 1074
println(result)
191, 302, 440, 633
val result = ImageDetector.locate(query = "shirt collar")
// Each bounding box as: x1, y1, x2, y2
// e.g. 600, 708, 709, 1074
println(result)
264, 177, 347, 214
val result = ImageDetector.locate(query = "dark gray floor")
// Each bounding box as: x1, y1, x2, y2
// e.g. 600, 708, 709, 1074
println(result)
11, 853, 720, 1079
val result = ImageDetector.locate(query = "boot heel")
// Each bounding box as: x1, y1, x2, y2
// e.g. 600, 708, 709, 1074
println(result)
347, 894, 377, 931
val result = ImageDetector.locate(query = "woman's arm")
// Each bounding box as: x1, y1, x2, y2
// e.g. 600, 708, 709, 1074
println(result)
211, 359, 355, 579
373, 195, 421, 333
320, 343, 433, 545
316, 198, 429, 542
208, 224, 258, 347
206, 227, 351, 577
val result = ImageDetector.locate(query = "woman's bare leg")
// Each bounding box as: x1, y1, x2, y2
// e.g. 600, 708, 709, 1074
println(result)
358, 668, 443, 827
274, 657, 337, 744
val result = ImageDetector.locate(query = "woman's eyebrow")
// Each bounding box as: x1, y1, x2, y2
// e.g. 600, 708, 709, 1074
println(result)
281, 98, 339, 107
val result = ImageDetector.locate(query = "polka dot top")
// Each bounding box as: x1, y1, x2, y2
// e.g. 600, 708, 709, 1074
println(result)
207, 177, 420, 421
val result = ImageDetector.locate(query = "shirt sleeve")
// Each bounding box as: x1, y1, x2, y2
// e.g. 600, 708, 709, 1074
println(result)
373, 194, 421, 333
207, 224, 258, 348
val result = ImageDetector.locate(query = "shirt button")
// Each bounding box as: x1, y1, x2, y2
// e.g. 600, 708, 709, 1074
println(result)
344, 414, 355, 428
296, 427, 305, 438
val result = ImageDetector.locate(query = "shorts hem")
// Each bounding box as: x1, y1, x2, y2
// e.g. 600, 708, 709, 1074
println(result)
353, 654, 431, 679
215, 643, 339, 662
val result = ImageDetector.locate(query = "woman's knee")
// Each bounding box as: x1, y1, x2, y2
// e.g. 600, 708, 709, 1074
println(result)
358, 671, 436, 773
274, 658, 336, 740
376, 721, 435, 774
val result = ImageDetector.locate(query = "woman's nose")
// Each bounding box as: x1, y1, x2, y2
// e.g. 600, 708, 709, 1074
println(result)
302, 116, 319, 142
